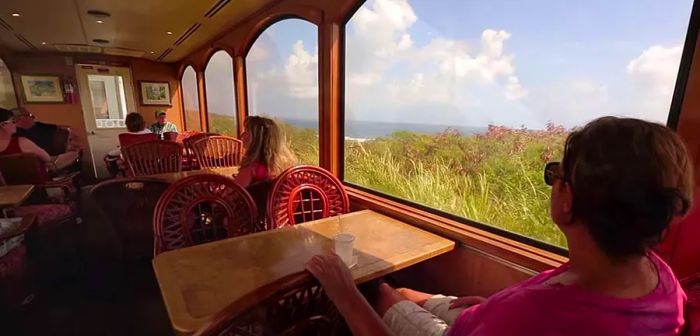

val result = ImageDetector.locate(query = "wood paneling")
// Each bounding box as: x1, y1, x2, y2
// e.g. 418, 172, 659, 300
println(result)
392, 245, 536, 298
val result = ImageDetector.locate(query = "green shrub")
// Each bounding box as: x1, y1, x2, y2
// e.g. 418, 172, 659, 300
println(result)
210, 115, 568, 248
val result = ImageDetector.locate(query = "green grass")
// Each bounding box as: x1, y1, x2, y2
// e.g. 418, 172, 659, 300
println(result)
342, 125, 569, 247
208, 113, 238, 137
208, 114, 319, 165
209, 115, 566, 247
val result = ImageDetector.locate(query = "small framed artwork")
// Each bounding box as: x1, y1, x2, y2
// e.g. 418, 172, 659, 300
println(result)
140, 81, 171, 106
21, 75, 64, 103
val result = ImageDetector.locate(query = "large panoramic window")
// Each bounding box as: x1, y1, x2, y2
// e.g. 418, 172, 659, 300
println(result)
181, 66, 202, 132
246, 19, 319, 165
344, 0, 694, 249
205, 51, 237, 137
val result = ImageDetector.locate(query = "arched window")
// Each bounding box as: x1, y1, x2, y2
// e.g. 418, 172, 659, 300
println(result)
246, 19, 319, 165
0, 58, 16, 108
205, 51, 237, 136
181, 66, 202, 131
343, 0, 694, 250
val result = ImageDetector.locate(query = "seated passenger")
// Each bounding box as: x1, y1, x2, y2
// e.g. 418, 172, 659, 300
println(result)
0, 108, 51, 162
149, 111, 178, 136
11, 107, 79, 171
12, 107, 58, 152
234, 116, 296, 188
307, 117, 692, 336
107, 112, 152, 157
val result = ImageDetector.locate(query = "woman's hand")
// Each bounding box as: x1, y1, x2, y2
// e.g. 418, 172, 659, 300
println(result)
449, 296, 486, 309
306, 253, 356, 302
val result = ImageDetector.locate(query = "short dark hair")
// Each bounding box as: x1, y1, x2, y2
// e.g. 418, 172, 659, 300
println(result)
562, 117, 693, 258
125, 112, 146, 132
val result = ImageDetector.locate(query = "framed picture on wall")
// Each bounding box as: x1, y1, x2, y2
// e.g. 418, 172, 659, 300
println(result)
139, 81, 171, 106
20, 75, 64, 103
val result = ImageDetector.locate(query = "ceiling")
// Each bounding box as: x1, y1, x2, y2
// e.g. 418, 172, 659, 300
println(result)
0, 0, 276, 62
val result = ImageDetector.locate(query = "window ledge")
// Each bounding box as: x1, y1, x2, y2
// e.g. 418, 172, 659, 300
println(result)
346, 186, 568, 272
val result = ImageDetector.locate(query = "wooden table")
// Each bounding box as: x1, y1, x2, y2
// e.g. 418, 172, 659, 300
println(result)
153, 210, 455, 334
145, 167, 239, 183
0, 185, 34, 209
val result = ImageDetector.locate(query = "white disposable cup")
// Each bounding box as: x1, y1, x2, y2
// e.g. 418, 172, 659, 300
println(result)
334, 233, 355, 266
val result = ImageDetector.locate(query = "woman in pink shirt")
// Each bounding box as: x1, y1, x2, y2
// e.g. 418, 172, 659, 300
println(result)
307, 117, 692, 336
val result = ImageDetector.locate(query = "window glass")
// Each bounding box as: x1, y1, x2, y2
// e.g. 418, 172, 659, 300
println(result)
0, 58, 15, 108
88, 74, 128, 128
182, 66, 202, 131
344, 0, 694, 248
246, 19, 319, 165
205, 51, 237, 137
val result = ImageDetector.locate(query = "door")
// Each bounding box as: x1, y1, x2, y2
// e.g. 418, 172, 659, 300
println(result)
76, 65, 136, 179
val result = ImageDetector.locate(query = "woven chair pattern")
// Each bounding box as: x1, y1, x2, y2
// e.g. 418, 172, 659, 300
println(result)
153, 174, 257, 255
268, 166, 349, 229
192, 136, 243, 169
122, 140, 183, 176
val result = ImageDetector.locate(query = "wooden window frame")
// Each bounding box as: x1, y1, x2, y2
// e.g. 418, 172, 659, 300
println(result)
173, 0, 699, 272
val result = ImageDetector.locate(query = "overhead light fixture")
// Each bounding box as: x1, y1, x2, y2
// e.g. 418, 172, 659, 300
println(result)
41, 42, 46, 45
150, 51, 155, 54
96, 20, 104, 24
11, 13, 20, 17
166, 31, 173, 35
87, 10, 110, 18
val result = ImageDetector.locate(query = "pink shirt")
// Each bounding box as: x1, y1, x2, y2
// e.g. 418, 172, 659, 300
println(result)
448, 252, 686, 336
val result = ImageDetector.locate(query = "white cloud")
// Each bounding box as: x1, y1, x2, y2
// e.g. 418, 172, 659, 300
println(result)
398, 34, 413, 50
505, 76, 528, 100
247, 0, 682, 129
344, 0, 529, 126
284, 40, 318, 99
626, 44, 682, 121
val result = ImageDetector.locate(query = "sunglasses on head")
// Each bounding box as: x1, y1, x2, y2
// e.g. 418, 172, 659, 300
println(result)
544, 162, 563, 186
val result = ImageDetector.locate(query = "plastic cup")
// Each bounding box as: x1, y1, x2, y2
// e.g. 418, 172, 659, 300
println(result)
334, 233, 355, 266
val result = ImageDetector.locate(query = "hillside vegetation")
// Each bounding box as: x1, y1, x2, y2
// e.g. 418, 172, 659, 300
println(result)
211, 113, 568, 247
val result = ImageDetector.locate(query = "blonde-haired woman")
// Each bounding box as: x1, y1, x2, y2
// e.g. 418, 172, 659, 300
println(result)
234, 116, 297, 188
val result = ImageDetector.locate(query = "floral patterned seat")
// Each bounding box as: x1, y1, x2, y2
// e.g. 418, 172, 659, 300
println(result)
13, 204, 73, 230
0, 243, 33, 310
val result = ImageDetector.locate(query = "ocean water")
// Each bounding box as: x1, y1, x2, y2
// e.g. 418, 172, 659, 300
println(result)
282, 118, 485, 139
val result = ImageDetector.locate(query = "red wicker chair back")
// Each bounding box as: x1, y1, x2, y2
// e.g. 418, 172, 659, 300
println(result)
163, 131, 178, 142
153, 174, 257, 255
181, 132, 218, 170
193, 273, 342, 336
118, 133, 159, 148
191, 136, 243, 169
268, 165, 349, 229
122, 140, 183, 176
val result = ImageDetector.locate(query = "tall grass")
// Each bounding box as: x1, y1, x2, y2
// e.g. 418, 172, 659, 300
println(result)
209, 114, 568, 247
343, 125, 569, 247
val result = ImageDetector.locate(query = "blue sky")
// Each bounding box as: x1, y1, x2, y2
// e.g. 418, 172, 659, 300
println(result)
205, 0, 694, 129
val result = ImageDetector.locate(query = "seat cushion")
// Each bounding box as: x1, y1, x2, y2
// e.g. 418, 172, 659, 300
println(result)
0, 245, 27, 278
14, 204, 73, 227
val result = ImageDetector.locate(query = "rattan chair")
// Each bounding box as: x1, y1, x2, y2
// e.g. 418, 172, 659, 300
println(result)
153, 174, 257, 255
191, 136, 243, 169
121, 140, 183, 176
267, 165, 349, 229
193, 273, 342, 336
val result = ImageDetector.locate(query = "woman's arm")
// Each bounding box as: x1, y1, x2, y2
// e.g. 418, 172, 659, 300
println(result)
18, 137, 51, 162
234, 165, 253, 188
306, 254, 394, 336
